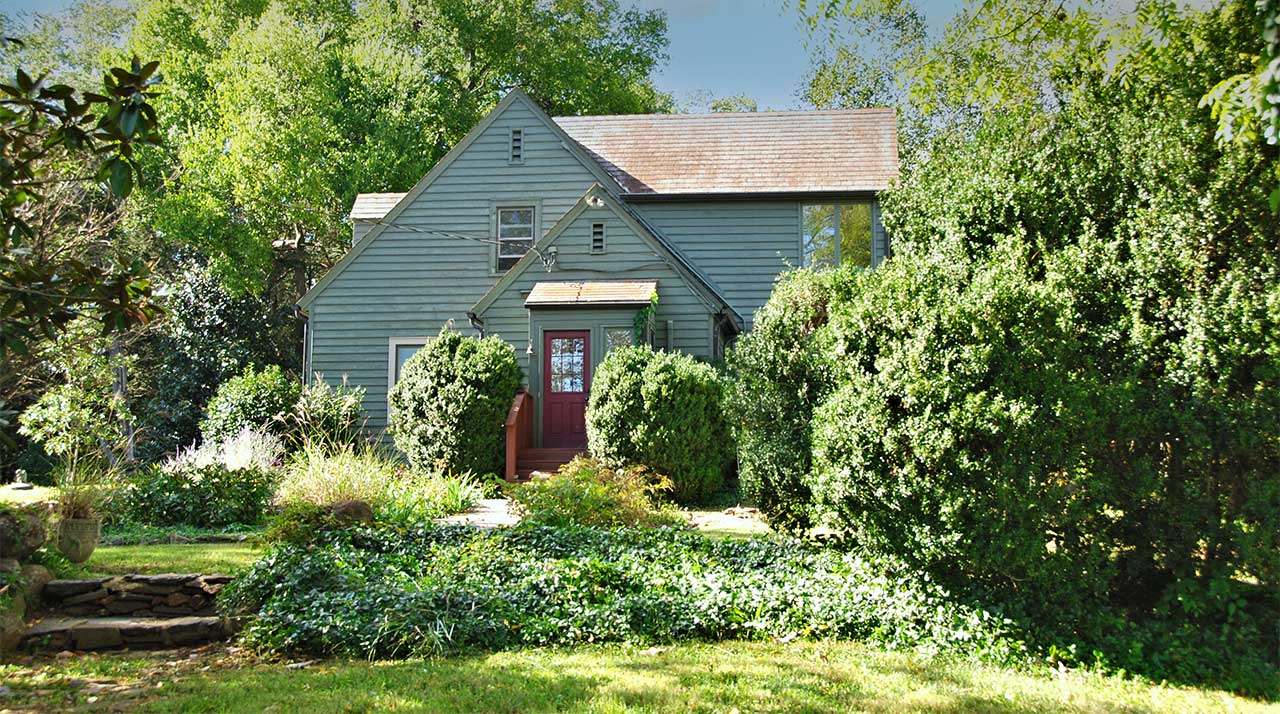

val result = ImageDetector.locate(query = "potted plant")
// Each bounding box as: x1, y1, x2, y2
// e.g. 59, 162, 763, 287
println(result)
51, 448, 115, 563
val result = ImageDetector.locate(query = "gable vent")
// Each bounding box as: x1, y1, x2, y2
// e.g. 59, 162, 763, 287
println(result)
509, 128, 524, 164
590, 222, 606, 254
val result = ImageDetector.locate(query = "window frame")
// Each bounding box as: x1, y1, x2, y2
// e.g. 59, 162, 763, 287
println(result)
387, 336, 429, 402
603, 325, 633, 353
493, 202, 539, 272
799, 201, 879, 269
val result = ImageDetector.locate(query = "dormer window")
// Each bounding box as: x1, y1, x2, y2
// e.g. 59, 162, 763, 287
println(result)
497, 206, 534, 270
509, 128, 524, 164
590, 222, 606, 254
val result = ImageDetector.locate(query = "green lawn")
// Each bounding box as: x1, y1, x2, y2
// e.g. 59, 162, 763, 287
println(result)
0, 640, 1270, 713
0, 483, 56, 507
83, 542, 263, 576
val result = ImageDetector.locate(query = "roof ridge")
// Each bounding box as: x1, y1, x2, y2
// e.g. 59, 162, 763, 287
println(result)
553, 107, 895, 121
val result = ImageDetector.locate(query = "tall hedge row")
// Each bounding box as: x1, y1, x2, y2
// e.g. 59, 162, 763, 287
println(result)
586, 345, 730, 503
724, 5, 1280, 694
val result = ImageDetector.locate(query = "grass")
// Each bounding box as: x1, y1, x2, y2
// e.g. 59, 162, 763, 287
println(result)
0, 640, 1270, 713
0, 483, 56, 506
81, 542, 263, 576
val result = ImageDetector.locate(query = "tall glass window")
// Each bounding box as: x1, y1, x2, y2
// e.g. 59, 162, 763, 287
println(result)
802, 202, 874, 269
497, 207, 534, 270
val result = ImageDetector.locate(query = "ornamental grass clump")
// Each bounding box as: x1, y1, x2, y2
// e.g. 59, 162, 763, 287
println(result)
509, 456, 683, 528
273, 442, 482, 525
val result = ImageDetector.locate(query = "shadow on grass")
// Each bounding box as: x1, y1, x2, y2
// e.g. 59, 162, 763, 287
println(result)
114, 641, 1273, 714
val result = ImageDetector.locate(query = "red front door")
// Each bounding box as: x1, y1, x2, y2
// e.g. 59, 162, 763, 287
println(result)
543, 330, 590, 448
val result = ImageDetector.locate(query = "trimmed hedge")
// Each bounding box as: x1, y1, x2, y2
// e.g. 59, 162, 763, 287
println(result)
387, 327, 522, 475
724, 269, 835, 531
200, 365, 300, 444
586, 345, 730, 503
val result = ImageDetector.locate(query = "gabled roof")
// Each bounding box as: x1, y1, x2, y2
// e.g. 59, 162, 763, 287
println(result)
553, 108, 898, 196
301, 88, 623, 307
350, 193, 405, 220
525, 280, 657, 307
472, 184, 740, 326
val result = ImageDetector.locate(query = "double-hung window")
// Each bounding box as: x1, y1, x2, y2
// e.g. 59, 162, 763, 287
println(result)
497, 207, 534, 270
802, 202, 879, 269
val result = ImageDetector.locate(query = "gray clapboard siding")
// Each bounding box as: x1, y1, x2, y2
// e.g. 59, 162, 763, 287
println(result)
308, 96, 604, 430
479, 202, 717, 379
634, 201, 800, 326
635, 199, 887, 325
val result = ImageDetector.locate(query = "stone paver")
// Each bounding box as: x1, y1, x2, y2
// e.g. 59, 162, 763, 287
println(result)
23, 615, 229, 651
438, 498, 520, 528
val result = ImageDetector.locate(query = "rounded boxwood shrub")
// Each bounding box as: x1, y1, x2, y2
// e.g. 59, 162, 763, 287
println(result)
388, 327, 522, 475
200, 365, 300, 445
724, 269, 835, 532
586, 345, 730, 503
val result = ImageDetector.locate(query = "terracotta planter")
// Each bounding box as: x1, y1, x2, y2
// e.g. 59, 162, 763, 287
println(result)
56, 517, 100, 564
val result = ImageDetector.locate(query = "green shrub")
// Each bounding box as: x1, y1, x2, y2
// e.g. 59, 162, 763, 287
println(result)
388, 328, 522, 475
200, 365, 300, 444
222, 522, 1019, 663
721, 7, 1280, 693
273, 442, 482, 526
509, 456, 683, 528
724, 269, 835, 531
112, 462, 276, 528
586, 346, 731, 503
277, 377, 367, 449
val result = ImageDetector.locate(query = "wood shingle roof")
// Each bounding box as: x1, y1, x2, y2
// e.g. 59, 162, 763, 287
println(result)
553, 108, 898, 196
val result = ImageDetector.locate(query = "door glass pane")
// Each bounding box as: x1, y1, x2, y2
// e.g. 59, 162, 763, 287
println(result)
802, 204, 835, 269
839, 202, 873, 268
549, 337, 585, 392
605, 328, 632, 352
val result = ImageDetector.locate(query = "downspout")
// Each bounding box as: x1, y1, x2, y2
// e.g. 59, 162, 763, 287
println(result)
295, 305, 311, 385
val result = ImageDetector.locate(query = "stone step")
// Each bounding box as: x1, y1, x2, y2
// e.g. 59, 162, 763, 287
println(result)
22, 615, 232, 651
40, 574, 233, 618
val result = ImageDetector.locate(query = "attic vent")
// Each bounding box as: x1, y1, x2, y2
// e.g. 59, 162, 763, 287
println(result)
590, 222, 606, 254
509, 128, 524, 164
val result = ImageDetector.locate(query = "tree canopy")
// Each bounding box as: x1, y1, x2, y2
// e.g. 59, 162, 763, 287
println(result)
125, 0, 672, 295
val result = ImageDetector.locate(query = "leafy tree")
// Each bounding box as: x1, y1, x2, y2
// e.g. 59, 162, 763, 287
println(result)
746, 0, 1279, 693
130, 263, 299, 459
1202, 0, 1280, 209
0, 56, 163, 359
127, 0, 672, 295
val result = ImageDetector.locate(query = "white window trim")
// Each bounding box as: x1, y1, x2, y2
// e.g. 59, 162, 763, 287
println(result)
590, 221, 607, 254
491, 200, 541, 273
387, 336, 430, 405
508, 127, 525, 164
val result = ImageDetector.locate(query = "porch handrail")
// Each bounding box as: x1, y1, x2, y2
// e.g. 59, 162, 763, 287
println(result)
504, 390, 534, 481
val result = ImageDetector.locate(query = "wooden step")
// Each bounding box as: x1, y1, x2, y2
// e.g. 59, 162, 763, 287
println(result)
22, 615, 232, 651
515, 448, 583, 479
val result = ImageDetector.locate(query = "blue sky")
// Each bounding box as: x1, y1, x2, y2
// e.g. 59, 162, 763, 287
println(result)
634, 0, 964, 111
0, 0, 970, 111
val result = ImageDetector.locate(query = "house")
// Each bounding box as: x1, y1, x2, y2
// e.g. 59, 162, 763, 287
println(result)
300, 88, 898, 474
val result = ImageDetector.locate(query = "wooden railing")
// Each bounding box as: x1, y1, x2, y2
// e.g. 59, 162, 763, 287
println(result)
504, 390, 534, 481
